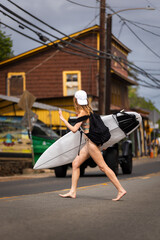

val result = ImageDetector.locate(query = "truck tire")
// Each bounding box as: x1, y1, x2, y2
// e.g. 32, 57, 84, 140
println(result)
103, 147, 119, 175
121, 146, 132, 174
54, 165, 67, 177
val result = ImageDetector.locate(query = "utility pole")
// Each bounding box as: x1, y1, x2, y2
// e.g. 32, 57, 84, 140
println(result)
105, 14, 112, 114
99, 0, 106, 115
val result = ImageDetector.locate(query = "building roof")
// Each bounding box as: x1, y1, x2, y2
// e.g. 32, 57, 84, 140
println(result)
0, 94, 75, 114
131, 107, 149, 118
0, 25, 131, 67
0, 25, 99, 67
112, 35, 131, 53
111, 69, 138, 85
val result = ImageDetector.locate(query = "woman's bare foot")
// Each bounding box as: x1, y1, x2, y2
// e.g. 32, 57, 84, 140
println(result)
59, 192, 76, 199
112, 190, 127, 201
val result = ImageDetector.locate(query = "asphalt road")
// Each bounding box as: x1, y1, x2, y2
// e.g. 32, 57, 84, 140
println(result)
0, 157, 160, 198
0, 157, 160, 240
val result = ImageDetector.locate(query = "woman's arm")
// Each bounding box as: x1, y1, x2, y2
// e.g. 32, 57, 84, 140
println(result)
59, 109, 82, 133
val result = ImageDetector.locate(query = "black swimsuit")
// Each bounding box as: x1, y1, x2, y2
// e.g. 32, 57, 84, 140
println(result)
75, 115, 101, 146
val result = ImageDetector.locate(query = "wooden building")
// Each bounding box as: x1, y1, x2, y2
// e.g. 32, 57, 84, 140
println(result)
0, 25, 137, 128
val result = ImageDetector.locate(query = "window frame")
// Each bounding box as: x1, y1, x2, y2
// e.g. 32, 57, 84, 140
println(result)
63, 71, 81, 96
7, 72, 26, 96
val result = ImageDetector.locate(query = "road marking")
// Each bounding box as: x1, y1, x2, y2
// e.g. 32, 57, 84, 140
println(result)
141, 176, 151, 179
0, 171, 160, 201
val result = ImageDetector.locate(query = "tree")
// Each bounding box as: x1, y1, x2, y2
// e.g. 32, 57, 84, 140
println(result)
128, 86, 159, 112
0, 29, 14, 62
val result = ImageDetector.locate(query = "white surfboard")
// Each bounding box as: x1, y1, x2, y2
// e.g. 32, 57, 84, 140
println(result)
33, 111, 142, 169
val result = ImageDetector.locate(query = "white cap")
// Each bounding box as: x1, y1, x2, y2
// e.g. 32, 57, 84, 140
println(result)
74, 90, 88, 105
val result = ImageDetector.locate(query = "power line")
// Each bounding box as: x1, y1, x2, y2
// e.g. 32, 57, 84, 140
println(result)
0, 10, 43, 38
66, 0, 111, 10
0, 21, 45, 45
125, 19, 160, 29
1, 21, 99, 61
9, 0, 159, 67
107, 5, 160, 60
2, 19, 160, 89
114, 58, 160, 88
84, 13, 100, 29
125, 19, 160, 38
4, 1, 160, 89
117, 21, 125, 38
6, 0, 109, 57
66, 0, 100, 9
113, 55, 160, 85
0, 3, 113, 61
124, 22, 160, 60
130, 60, 160, 63
0, 4, 105, 60
142, 69, 160, 71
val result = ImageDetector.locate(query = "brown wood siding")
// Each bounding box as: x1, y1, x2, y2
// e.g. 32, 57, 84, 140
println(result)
111, 45, 128, 78
0, 29, 132, 115
0, 32, 98, 99
111, 77, 129, 109
0, 71, 7, 95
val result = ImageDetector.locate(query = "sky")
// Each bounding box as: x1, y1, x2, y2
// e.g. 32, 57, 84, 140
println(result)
1, 0, 160, 110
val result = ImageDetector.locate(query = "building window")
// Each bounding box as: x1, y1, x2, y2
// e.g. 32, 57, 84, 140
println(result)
63, 71, 81, 96
7, 72, 26, 96
111, 82, 122, 107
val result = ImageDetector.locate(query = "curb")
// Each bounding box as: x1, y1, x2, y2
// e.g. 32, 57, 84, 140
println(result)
0, 156, 159, 182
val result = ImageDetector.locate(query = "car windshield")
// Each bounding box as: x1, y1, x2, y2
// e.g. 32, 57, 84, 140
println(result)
33, 121, 60, 139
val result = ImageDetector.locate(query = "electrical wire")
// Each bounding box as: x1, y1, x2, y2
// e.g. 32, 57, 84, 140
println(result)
114, 57, 160, 88
0, 7, 98, 60
117, 21, 125, 38
0, 4, 105, 60
112, 55, 160, 86
125, 19, 160, 38
0, 4, 109, 62
108, 3, 160, 82
0, 21, 45, 45
84, 13, 100, 29
0, 10, 42, 37
66, 0, 111, 11
1, 20, 100, 61
107, 5, 160, 60
124, 19, 160, 29
83, 0, 100, 32
66, 0, 100, 9
131, 60, 160, 63
2, 19, 160, 88
7, 0, 160, 69
4, 1, 160, 88
124, 22, 160, 60
9, 0, 157, 66
6, 0, 110, 57
6, 21, 156, 88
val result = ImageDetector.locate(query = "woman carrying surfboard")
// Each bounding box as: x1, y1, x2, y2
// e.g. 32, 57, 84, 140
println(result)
59, 90, 126, 201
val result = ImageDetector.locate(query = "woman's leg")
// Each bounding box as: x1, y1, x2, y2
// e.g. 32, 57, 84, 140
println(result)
87, 140, 126, 201
59, 143, 90, 198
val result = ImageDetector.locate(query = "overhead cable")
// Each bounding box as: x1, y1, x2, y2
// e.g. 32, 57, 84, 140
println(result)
0, 21, 45, 45
6, 0, 110, 57
125, 19, 160, 38
4, 1, 160, 88
107, 5, 160, 60
0, 4, 105, 59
